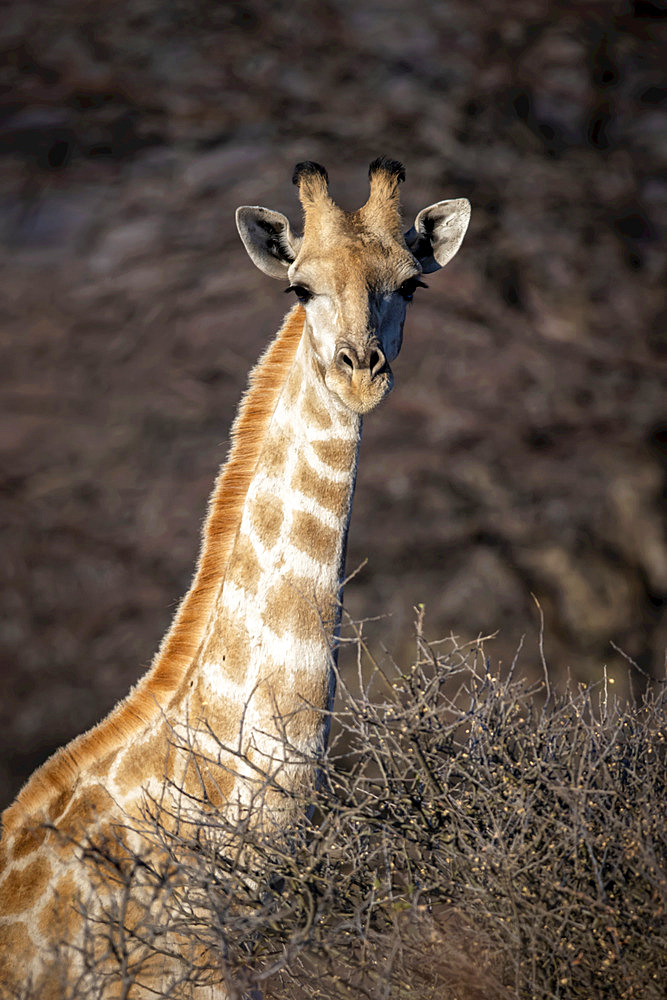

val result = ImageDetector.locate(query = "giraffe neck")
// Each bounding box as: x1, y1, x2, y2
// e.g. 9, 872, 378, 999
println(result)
183, 324, 362, 775
0, 310, 363, 992
2, 305, 361, 833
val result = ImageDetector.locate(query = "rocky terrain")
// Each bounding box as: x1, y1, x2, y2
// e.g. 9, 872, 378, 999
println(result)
0, 0, 665, 806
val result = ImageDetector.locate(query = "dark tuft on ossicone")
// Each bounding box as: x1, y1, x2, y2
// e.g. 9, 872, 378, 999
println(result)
368, 156, 406, 184
292, 161, 329, 186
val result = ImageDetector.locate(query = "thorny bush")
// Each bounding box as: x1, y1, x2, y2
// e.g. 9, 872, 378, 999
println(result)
26, 616, 667, 999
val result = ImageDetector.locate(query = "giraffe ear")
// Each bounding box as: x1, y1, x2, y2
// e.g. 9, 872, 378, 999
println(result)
236, 206, 302, 279
404, 198, 471, 274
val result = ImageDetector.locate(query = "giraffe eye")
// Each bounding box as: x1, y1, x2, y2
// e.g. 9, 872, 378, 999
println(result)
284, 284, 313, 303
398, 277, 428, 301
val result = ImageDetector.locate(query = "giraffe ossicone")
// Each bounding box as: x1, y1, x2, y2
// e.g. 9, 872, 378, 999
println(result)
0, 159, 470, 997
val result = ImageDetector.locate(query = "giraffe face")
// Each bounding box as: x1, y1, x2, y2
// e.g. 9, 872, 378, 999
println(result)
236, 159, 471, 415
285, 232, 420, 414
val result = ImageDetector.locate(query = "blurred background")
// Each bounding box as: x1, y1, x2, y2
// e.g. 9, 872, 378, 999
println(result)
0, 0, 664, 807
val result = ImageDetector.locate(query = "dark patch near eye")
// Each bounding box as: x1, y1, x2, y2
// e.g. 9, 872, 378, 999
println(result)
398, 277, 428, 301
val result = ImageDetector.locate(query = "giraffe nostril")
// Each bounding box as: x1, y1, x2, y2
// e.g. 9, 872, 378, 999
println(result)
369, 347, 386, 378
335, 345, 359, 375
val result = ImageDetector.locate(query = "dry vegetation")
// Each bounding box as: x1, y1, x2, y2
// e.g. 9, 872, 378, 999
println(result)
15, 618, 665, 1000
1, 0, 666, 805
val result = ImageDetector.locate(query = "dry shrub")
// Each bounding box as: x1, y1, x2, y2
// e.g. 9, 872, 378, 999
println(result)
20, 616, 667, 999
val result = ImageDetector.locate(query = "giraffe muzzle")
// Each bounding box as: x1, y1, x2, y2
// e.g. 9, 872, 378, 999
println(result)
327, 339, 393, 414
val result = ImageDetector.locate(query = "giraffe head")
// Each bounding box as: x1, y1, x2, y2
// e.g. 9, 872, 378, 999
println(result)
236, 158, 470, 414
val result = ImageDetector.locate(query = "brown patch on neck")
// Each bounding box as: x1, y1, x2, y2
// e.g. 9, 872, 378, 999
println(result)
226, 533, 262, 596
37, 871, 80, 938
291, 456, 350, 516
0, 855, 52, 915
259, 426, 290, 478
11, 823, 48, 860
264, 574, 337, 640
2, 306, 306, 833
301, 386, 332, 431
291, 510, 340, 565
312, 437, 358, 472
249, 492, 284, 550
253, 666, 329, 744
0, 922, 31, 990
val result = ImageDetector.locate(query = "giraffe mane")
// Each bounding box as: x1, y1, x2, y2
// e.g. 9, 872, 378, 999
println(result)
2, 305, 306, 831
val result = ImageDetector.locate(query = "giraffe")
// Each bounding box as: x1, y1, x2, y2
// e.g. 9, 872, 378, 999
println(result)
0, 158, 470, 998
